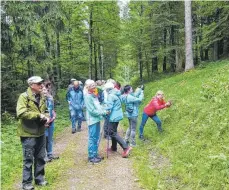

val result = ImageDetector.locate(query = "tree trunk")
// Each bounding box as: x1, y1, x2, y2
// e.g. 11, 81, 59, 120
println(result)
170, 25, 176, 72
163, 28, 167, 72
213, 8, 220, 61
213, 41, 219, 61
94, 40, 98, 81
88, 5, 93, 79
56, 31, 60, 89
139, 3, 143, 82
152, 55, 158, 72
204, 49, 209, 60
138, 47, 143, 82
145, 51, 150, 80
101, 45, 105, 79
223, 37, 229, 57
199, 17, 204, 61
184, 0, 194, 71
194, 34, 198, 65
98, 43, 103, 80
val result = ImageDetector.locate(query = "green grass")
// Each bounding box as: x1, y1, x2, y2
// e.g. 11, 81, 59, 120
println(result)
122, 60, 229, 189
1, 89, 70, 189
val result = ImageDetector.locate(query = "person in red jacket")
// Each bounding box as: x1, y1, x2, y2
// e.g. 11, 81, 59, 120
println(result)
139, 90, 171, 139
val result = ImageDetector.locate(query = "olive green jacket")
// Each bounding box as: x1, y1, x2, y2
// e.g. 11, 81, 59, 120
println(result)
16, 87, 47, 137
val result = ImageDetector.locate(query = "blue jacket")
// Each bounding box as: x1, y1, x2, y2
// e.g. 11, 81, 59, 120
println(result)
46, 96, 54, 118
66, 87, 84, 110
121, 88, 144, 118
84, 93, 107, 126
106, 89, 123, 122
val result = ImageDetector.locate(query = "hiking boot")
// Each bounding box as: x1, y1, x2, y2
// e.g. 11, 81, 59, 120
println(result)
48, 154, 59, 160
44, 156, 52, 163
89, 157, 101, 164
35, 180, 48, 186
122, 146, 132, 158
72, 128, 76, 134
130, 142, 136, 147
76, 128, 81, 132
22, 184, 34, 190
96, 155, 104, 160
139, 135, 145, 140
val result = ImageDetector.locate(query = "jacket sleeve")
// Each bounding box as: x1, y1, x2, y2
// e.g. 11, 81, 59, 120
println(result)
128, 91, 144, 103
85, 96, 106, 116
105, 94, 115, 111
151, 98, 166, 111
81, 91, 85, 108
16, 94, 40, 120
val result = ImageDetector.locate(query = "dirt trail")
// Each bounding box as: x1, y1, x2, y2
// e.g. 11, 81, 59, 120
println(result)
54, 123, 142, 190
14, 122, 142, 190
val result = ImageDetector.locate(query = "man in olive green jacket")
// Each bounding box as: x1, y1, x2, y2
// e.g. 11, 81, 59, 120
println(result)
16, 76, 50, 190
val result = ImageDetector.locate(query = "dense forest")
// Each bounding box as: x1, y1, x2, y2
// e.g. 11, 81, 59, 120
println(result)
1, 1, 229, 113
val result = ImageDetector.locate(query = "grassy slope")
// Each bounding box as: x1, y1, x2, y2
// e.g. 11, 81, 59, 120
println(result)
1, 89, 70, 189
122, 60, 229, 189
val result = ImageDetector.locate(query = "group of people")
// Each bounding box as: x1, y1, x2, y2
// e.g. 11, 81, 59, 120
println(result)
16, 76, 171, 190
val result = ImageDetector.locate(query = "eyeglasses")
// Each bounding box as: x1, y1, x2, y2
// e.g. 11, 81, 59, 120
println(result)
36, 83, 43, 86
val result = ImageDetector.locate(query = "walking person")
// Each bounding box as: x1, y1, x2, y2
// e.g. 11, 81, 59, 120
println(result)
84, 80, 108, 163
139, 90, 172, 140
16, 76, 49, 190
121, 85, 144, 147
42, 83, 59, 162
102, 79, 120, 139
67, 78, 76, 91
105, 82, 132, 158
66, 80, 84, 134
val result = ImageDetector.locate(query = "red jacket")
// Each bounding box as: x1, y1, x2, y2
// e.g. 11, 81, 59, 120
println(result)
144, 97, 167, 116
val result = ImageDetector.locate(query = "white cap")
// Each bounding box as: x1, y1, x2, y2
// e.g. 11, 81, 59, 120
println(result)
27, 76, 44, 85
106, 79, 116, 84
85, 79, 94, 86
104, 82, 114, 89
71, 78, 76, 82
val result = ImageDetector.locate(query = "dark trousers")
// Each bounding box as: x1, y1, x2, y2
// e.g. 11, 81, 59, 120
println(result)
108, 122, 128, 150
20, 134, 46, 186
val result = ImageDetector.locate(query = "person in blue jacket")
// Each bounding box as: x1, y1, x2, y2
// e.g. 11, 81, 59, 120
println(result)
105, 82, 132, 158
84, 80, 108, 163
66, 80, 84, 134
42, 84, 59, 162
121, 85, 144, 147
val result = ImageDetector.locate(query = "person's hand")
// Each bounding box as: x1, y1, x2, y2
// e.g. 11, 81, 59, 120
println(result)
165, 101, 172, 107
46, 117, 50, 124
44, 118, 50, 128
40, 114, 47, 121
138, 84, 144, 90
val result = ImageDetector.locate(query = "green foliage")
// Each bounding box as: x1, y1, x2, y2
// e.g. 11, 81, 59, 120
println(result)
1, 111, 15, 124
130, 60, 229, 189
